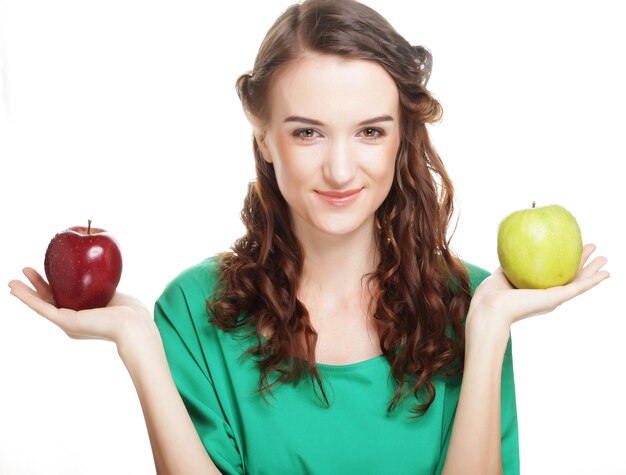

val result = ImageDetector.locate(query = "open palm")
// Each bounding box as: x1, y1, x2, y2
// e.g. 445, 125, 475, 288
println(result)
470, 243, 609, 326
8, 268, 155, 351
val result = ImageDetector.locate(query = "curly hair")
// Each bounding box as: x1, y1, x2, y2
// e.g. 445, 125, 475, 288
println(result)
206, 0, 472, 418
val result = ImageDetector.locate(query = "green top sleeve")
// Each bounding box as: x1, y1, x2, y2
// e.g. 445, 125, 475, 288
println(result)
154, 259, 244, 474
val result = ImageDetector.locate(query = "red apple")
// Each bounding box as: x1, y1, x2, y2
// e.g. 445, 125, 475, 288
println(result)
44, 220, 123, 311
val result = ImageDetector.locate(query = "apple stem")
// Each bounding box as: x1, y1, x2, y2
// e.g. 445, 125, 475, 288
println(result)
532, 201, 536, 209
88, 219, 92, 235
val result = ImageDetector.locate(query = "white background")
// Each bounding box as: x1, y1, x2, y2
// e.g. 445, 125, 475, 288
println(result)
0, 1, 624, 474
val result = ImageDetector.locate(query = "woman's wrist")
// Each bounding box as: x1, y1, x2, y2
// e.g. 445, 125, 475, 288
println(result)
115, 310, 165, 371
464, 305, 511, 354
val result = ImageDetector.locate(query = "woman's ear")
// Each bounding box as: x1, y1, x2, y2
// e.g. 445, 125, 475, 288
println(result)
253, 128, 273, 164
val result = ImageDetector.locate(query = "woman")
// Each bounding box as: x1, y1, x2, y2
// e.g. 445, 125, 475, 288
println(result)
8, 0, 609, 474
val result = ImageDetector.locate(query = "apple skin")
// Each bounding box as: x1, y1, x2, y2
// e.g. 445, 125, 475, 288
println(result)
44, 223, 123, 311
497, 204, 582, 289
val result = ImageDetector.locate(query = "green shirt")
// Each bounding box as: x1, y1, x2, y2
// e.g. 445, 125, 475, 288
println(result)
154, 257, 520, 474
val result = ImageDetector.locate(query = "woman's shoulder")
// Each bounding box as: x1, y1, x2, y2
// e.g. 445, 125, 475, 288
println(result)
158, 255, 222, 302
461, 260, 491, 295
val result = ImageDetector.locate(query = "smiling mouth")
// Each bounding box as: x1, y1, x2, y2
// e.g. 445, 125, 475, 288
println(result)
315, 188, 363, 206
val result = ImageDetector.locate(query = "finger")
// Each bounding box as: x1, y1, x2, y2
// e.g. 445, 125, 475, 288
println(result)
578, 243, 596, 271
10, 271, 52, 305
22, 267, 54, 303
22, 267, 55, 304
9, 279, 66, 324
8, 279, 38, 300
548, 267, 610, 305
566, 272, 610, 303
10, 280, 120, 341
9, 280, 93, 334
576, 255, 608, 280
510, 265, 610, 322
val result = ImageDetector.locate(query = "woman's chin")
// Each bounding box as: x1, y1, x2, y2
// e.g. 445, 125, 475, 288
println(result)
309, 218, 373, 239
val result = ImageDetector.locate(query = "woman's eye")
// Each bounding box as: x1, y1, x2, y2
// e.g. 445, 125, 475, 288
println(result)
294, 128, 319, 141
361, 127, 384, 139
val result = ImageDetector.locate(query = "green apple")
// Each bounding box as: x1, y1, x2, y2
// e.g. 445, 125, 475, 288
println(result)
497, 203, 583, 289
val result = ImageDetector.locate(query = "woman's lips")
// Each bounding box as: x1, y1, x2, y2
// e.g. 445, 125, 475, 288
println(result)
315, 188, 363, 206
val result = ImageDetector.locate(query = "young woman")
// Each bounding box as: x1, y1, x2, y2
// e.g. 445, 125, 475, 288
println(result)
9, 1, 609, 474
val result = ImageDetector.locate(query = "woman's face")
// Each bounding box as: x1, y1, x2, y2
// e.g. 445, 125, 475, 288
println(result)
257, 51, 401, 240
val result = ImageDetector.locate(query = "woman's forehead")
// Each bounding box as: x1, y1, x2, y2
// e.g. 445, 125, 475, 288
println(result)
266, 52, 400, 125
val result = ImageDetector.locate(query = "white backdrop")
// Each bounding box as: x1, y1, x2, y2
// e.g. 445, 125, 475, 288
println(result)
1, 1, 624, 474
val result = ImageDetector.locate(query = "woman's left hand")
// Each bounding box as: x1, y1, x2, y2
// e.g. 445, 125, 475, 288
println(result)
468, 243, 610, 332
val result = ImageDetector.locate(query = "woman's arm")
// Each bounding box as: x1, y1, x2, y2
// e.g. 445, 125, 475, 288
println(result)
9, 268, 222, 475
441, 244, 609, 474
441, 307, 510, 474
119, 327, 222, 475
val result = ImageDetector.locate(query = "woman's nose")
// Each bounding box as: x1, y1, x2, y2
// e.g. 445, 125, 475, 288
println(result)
322, 139, 357, 188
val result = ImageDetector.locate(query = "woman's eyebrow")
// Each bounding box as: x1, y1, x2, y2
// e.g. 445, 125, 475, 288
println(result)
283, 115, 394, 126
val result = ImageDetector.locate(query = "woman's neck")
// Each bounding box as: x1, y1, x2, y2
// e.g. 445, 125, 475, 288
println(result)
293, 218, 379, 306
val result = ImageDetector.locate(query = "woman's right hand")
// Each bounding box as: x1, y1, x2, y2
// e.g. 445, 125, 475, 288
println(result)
8, 267, 161, 362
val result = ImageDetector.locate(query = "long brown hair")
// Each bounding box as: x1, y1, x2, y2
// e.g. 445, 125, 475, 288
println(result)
207, 0, 472, 418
